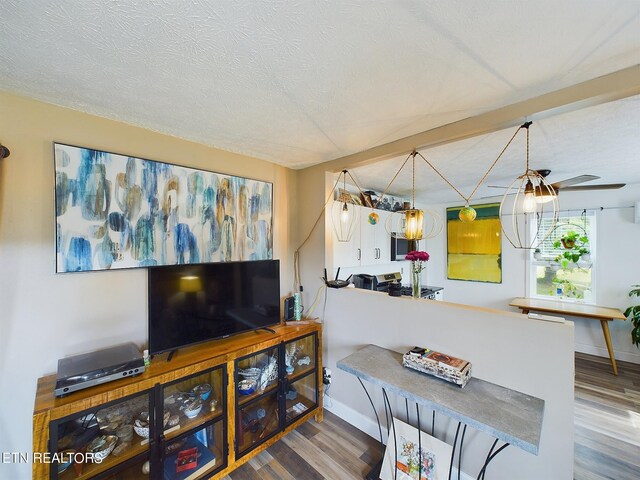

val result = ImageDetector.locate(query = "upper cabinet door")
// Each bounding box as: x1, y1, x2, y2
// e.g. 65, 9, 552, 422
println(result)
361, 207, 392, 265
374, 209, 392, 264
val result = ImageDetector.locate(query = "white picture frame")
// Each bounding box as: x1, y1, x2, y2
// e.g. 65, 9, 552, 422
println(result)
380, 418, 453, 480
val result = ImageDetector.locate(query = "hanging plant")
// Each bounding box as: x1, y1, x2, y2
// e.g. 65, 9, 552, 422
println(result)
553, 231, 589, 268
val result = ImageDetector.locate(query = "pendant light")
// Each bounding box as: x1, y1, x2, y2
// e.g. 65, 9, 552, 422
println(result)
383, 151, 443, 242
499, 122, 559, 249
403, 152, 423, 241
331, 170, 359, 242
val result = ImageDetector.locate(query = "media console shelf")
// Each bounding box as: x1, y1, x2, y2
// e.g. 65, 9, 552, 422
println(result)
337, 345, 544, 479
33, 322, 322, 480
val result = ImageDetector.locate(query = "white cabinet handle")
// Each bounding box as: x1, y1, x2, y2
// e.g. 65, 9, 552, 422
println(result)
357, 248, 361, 261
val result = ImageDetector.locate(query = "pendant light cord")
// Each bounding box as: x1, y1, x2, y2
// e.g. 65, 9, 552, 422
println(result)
368, 151, 414, 210
293, 173, 343, 292
412, 152, 416, 208
293, 169, 372, 292
416, 123, 526, 204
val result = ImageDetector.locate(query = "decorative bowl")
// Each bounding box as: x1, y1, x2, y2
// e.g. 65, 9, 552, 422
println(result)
238, 379, 257, 395
238, 367, 261, 382
182, 399, 202, 419
191, 383, 212, 401
87, 435, 118, 462
133, 413, 150, 439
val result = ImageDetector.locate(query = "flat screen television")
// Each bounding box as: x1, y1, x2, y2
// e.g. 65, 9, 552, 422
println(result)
148, 260, 280, 355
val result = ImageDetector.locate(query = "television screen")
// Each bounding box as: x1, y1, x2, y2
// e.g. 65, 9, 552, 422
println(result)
148, 260, 280, 355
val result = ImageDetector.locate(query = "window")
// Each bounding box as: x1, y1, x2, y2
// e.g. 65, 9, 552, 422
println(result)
528, 211, 596, 302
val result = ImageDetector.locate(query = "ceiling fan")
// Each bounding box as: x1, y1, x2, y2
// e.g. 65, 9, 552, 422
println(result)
488, 169, 625, 197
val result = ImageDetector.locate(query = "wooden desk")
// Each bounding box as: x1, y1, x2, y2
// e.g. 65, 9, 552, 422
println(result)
510, 297, 626, 375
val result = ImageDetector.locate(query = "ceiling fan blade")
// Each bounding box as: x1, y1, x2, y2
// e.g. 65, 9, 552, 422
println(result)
559, 183, 626, 192
551, 175, 599, 189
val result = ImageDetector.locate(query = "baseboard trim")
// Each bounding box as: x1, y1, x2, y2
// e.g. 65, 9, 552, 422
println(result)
575, 344, 640, 364
325, 396, 474, 480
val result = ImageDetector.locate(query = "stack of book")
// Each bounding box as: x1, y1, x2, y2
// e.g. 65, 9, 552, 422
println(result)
402, 346, 472, 388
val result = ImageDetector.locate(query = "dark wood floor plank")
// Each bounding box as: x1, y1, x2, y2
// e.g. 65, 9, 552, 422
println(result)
224, 461, 263, 480
262, 435, 325, 480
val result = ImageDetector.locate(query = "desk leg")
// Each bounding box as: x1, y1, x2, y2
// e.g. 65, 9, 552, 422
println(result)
600, 319, 618, 376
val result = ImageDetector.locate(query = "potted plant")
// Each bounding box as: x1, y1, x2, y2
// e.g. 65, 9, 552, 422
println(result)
553, 230, 587, 250
533, 248, 542, 260
625, 285, 640, 347
553, 231, 589, 268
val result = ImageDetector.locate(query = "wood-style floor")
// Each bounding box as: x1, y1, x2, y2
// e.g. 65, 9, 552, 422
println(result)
224, 412, 382, 480
225, 352, 640, 480
574, 352, 640, 480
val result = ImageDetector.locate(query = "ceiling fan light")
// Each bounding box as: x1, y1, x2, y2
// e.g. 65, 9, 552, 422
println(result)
535, 191, 557, 204
534, 183, 557, 204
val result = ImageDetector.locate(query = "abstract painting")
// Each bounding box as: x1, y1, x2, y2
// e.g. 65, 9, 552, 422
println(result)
54, 143, 273, 273
380, 418, 452, 480
446, 203, 502, 283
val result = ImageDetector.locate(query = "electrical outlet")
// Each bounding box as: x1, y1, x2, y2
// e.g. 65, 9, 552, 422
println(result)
323, 367, 332, 385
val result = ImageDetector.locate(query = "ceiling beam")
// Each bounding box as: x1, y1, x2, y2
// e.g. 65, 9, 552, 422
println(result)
319, 65, 640, 173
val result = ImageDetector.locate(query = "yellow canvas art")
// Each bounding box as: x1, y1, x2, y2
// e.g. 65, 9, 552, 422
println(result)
447, 203, 502, 283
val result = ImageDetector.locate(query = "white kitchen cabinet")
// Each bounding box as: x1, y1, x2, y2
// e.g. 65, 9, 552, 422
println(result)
360, 207, 392, 265
331, 204, 392, 268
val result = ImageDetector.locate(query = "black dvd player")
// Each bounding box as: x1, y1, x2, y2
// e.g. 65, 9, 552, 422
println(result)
55, 342, 145, 397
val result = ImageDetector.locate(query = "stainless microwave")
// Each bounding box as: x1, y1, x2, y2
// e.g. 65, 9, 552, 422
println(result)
391, 236, 411, 261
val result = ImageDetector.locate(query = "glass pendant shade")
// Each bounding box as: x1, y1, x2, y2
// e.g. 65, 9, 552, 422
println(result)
386, 208, 442, 240
331, 197, 359, 242
500, 170, 558, 249
404, 209, 424, 240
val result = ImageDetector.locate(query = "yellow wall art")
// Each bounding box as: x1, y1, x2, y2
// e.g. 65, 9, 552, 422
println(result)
447, 203, 502, 283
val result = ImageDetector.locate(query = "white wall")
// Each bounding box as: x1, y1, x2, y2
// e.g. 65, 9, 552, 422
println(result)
422, 184, 640, 364
323, 288, 575, 480
0, 92, 297, 480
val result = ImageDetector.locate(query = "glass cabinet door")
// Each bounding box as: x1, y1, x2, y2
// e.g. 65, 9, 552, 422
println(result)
235, 346, 279, 407
161, 366, 225, 442
235, 345, 280, 457
283, 334, 316, 380
284, 373, 317, 425
162, 422, 224, 480
51, 391, 151, 480
284, 333, 318, 425
236, 392, 280, 456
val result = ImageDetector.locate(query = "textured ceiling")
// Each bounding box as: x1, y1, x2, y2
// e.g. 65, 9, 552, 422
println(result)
0, 1, 639, 170
350, 95, 640, 204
